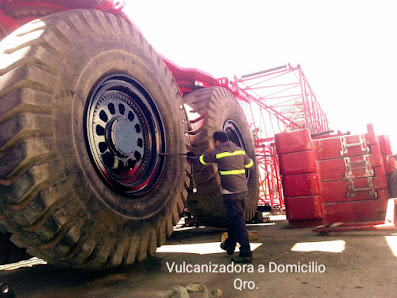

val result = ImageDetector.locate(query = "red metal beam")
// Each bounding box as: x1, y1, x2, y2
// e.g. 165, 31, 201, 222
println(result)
230, 64, 329, 209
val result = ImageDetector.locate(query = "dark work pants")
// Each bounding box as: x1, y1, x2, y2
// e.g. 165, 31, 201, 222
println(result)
222, 192, 252, 257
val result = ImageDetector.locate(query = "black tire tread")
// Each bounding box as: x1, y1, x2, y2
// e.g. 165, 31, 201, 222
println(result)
0, 9, 188, 269
184, 87, 259, 226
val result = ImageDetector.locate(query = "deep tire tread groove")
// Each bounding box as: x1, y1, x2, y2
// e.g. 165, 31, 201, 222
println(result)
22, 191, 75, 232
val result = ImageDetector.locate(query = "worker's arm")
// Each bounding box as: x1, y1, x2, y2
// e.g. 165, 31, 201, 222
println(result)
244, 155, 254, 169
187, 150, 217, 165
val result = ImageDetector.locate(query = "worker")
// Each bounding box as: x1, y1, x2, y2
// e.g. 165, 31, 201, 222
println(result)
187, 131, 254, 263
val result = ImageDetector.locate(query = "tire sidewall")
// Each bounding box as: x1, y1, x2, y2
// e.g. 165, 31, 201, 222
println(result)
52, 15, 185, 222
186, 87, 259, 224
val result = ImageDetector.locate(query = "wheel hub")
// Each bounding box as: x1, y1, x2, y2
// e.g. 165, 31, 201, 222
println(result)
85, 74, 165, 196
110, 118, 141, 157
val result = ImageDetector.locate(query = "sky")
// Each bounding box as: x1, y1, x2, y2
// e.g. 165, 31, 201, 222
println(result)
123, 0, 397, 150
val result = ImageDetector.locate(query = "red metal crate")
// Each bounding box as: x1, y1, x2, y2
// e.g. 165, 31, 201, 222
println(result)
315, 134, 371, 160
317, 155, 379, 181
279, 150, 317, 175
285, 195, 323, 220
368, 144, 384, 166
275, 129, 313, 154
320, 171, 387, 203
378, 135, 395, 175
276, 124, 392, 228
378, 135, 393, 155
282, 173, 320, 197
364, 124, 378, 145
320, 178, 388, 203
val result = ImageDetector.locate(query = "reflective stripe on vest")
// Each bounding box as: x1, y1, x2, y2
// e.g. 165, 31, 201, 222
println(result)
219, 169, 245, 175
199, 155, 208, 165
216, 150, 246, 159
245, 159, 253, 168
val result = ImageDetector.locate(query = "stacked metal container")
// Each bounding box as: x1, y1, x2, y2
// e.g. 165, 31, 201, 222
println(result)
276, 124, 393, 228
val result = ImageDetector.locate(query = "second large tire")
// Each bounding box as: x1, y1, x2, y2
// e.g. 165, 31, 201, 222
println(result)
184, 87, 259, 226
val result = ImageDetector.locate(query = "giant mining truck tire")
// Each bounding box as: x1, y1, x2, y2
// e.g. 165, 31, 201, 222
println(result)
184, 87, 259, 226
0, 9, 190, 270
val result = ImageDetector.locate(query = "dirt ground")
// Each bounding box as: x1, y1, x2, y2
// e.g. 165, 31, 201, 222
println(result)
1, 214, 397, 297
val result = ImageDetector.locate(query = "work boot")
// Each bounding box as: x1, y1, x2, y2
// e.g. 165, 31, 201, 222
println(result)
231, 254, 252, 263
220, 242, 235, 255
